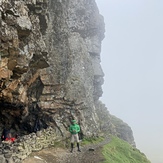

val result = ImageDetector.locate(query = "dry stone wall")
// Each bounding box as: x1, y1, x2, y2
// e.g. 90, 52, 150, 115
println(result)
0, 127, 60, 163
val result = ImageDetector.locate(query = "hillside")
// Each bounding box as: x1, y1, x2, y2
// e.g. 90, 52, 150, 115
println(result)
102, 136, 150, 163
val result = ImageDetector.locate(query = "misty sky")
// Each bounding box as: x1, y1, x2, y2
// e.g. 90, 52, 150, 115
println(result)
95, 0, 163, 163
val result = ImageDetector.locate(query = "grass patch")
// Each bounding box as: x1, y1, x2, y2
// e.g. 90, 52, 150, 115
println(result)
102, 136, 151, 163
81, 136, 104, 146
51, 141, 67, 149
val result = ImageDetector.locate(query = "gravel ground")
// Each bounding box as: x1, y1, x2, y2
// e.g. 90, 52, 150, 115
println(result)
23, 137, 110, 163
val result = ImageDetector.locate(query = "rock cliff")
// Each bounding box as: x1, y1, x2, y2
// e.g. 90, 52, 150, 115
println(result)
0, 0, 135, 147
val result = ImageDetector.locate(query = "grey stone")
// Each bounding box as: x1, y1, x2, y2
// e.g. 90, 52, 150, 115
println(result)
88, 148, 95, 151
0, 155, 6, 163
6, 157, 14, 163
4, 153, 12, 158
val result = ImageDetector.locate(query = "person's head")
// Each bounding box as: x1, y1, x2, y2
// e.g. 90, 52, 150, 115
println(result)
72, 120, 76, 124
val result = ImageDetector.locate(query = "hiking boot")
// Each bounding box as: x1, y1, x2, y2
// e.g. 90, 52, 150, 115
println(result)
70, 149, 73, 153
77, 149, 81, 152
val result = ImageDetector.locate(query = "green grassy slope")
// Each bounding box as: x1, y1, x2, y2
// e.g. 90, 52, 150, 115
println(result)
102, 136, 151, 163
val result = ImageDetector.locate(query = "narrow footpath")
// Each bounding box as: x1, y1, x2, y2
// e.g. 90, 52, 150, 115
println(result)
23, 136, 110, 163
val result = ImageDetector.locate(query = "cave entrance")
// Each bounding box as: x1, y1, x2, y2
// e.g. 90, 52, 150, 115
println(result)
0, 101, 25, 138
0, 101, 49, 139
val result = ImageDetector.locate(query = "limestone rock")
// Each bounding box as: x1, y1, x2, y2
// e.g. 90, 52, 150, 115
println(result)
0, 0, 135, 152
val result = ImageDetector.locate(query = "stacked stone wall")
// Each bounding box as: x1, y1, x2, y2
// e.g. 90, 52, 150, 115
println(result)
0, 127, 59, 163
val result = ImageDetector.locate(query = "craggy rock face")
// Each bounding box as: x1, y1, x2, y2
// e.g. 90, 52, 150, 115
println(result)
0, 0, 135, 147
0, 0, 49, 134
0, 0, 104, 137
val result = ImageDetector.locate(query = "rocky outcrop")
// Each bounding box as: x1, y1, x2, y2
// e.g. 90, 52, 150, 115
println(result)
0, 0, 135, 155
0, 0, 50, 134
0, 0, 105, 137
95, 101, 135, 147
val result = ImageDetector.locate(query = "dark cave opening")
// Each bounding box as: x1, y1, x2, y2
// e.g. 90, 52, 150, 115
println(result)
0, 101, 48, 139
0, 101, 24, 138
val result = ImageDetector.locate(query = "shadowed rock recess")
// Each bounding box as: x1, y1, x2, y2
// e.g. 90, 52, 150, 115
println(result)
0, 0, 135, 161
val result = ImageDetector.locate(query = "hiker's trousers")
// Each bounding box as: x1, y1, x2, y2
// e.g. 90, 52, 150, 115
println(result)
71, 133, 79, 143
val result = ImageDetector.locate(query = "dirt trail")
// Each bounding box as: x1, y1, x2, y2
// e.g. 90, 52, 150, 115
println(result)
23, 137, 110, 163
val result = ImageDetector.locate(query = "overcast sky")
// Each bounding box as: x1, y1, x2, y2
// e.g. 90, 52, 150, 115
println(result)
95, 0, 163, 163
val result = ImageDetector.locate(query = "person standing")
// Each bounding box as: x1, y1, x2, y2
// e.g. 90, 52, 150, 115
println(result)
1, 128, 10, 141
69, 119, 81, 152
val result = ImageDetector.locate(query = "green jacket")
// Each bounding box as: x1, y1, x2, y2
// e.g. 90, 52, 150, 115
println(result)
69, 123, 80, 134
